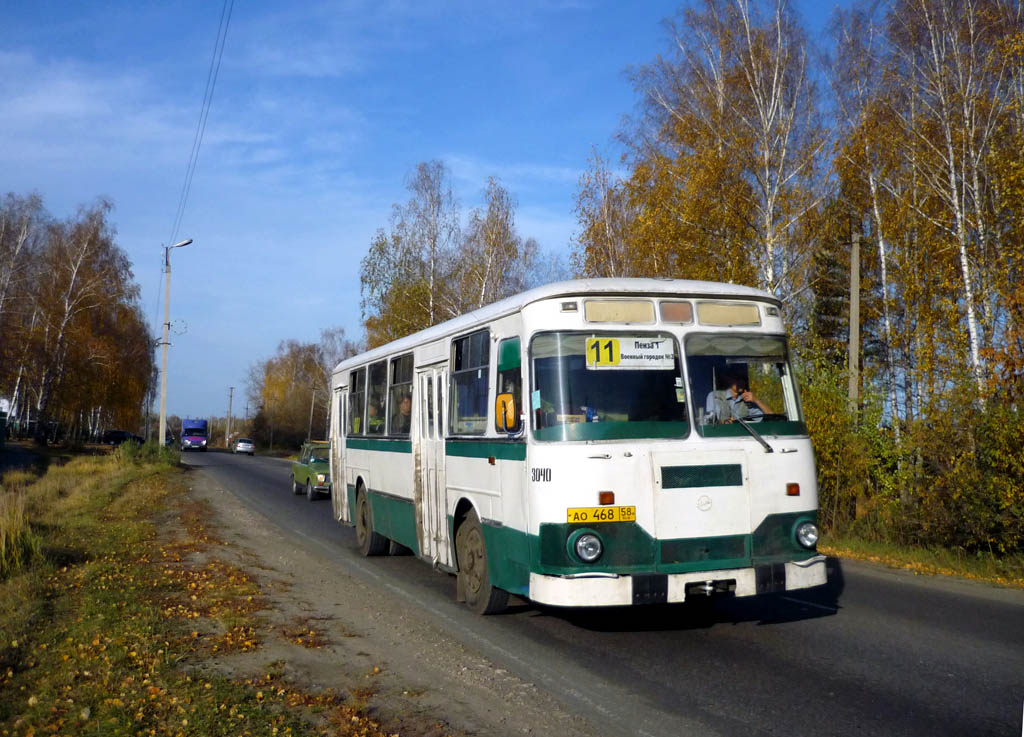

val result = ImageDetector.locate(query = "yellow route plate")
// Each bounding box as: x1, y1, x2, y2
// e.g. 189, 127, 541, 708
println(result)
566, 506, 636, 524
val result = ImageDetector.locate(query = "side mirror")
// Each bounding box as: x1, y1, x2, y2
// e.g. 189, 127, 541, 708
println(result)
495, 393, 517, 433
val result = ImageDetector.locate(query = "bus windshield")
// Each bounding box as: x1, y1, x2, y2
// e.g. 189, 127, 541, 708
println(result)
530, 332, 688, 441
685, 334, 805, 437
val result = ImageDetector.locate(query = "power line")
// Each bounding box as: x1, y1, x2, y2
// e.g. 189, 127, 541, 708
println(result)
151, 0, 234, 338
167, 0, 234, 247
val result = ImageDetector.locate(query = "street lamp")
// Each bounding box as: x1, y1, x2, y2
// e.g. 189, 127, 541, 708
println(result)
158, 238, 193, 450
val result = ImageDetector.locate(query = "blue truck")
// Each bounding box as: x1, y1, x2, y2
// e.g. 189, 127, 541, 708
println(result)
180, 418, 208, 452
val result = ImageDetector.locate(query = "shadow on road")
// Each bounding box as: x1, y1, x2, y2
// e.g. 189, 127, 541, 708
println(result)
531, 556, 846, 632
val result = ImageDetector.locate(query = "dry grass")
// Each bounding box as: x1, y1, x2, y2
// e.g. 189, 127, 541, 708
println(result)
0, 474, 40, 580
0, 451, 410, 737
820, 535, 1024, 589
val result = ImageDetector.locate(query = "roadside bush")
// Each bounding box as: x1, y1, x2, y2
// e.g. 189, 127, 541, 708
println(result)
795, 339, 1024, 557
796, 343, 886, 532
114, 440, 180, 467
896, 399, 1024, 554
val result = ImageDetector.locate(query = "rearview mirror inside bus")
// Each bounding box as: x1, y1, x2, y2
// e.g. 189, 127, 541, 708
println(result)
495, 393, 517, 433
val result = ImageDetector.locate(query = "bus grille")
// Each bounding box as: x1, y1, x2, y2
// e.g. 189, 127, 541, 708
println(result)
660, 464, 742, 488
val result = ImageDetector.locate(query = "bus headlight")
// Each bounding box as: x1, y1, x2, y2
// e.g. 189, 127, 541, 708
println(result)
574, 533, 603, 563
796, 522, 819, 549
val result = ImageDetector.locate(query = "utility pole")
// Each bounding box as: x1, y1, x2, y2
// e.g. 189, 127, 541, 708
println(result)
267, 397, 274, 451
307, 390, 316, 440
848, 232, 861, 414
226, 387, 234, 448
158, 238, 192, 450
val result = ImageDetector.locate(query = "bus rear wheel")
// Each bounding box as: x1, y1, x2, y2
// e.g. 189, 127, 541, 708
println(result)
355, 488, 388, 556
455, 511, 508, 615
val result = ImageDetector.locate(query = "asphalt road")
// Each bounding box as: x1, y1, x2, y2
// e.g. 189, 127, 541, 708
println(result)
184, 449, 1024, 737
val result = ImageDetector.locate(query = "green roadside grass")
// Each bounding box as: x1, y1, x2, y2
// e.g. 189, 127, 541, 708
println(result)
0, 447, 402, 737
820, 535, 1024, 589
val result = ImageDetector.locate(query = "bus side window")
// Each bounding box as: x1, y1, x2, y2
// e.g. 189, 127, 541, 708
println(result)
450, 329, 489, 435
388, 354, 413, 437
495, 337, 522, 434
349, 368, 365, 435
367, 361, 387, 435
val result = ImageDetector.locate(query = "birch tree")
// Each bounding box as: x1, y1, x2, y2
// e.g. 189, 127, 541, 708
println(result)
986, 18, 1024, 396
32, 200, 135, 438
1, 195, 153, 439
0, 194, 44, 347
608, 0, 826, 309
456, 177, 537, 310
360, 161, 460, 347
828, 1, 904, 436
572, 149, 638, 277
882, 0, 1019, 396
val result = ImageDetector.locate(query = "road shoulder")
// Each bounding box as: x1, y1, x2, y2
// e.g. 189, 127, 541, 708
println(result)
188, 468, 597, 737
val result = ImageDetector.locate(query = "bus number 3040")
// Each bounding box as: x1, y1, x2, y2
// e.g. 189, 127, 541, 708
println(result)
532, 468, 551, 482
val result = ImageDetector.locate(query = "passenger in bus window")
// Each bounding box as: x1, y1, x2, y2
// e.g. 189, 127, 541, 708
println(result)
394, 394, 412, 435
705, 370, 772, 423
367, 400, 385, 434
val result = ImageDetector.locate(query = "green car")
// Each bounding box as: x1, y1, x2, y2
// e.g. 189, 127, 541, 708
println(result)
291, 441, 331, 502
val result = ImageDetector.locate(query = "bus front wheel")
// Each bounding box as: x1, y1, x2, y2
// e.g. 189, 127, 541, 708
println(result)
355, 488, 388, 556
455, 511, 508, 615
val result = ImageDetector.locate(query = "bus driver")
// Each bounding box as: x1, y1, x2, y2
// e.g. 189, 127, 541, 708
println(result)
705, 370, 772, 423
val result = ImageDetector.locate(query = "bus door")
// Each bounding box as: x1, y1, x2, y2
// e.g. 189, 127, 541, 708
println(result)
415, 363, 451, 567
331, 387, 349, 523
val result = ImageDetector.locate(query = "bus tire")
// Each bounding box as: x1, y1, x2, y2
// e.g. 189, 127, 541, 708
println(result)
455, 511, 508, 615
388, 540, 412, 556
355, 488, 388, 556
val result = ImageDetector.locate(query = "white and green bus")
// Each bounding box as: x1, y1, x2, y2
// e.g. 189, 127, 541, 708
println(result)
329, 278, 826, 614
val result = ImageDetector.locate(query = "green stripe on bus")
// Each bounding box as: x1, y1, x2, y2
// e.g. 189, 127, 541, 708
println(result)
480, 522, 531, 596
534, 510, 818, 575
444, 511, 818, 592
533, 421, 689, 442
347, 437, 412, 453
367, 490, 419, 555
661, 464, 742, 488
445, 439, 526, 461
751, 510, 817, 564
660, 535, 748, 565
698, 420, 808, 438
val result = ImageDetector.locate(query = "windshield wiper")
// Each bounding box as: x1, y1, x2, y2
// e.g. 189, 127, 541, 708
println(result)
735, 416, 774, 453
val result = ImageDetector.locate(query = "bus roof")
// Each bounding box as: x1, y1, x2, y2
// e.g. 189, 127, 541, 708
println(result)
333, 277, 778, 377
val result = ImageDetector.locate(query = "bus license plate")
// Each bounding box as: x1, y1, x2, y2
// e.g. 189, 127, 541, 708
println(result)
566, 506, 636, 524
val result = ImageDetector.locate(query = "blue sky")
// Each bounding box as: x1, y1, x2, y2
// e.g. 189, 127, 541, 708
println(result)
2, 0, 838, 420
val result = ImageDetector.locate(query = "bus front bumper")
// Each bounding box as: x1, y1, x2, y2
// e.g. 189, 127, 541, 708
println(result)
528, 555, 827, 607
